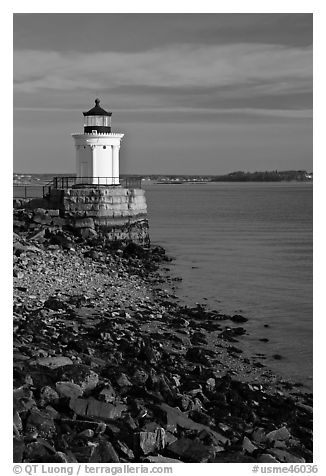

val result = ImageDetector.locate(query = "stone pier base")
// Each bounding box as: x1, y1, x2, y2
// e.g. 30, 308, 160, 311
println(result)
14, 186, 150, 246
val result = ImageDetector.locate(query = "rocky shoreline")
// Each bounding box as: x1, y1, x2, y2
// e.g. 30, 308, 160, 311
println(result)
13, 209, 313, 463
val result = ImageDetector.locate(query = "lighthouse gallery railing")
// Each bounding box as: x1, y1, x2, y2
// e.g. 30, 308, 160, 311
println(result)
52, 176, 142, 190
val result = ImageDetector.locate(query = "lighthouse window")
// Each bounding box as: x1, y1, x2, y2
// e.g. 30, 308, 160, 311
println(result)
103, 146, 106, 149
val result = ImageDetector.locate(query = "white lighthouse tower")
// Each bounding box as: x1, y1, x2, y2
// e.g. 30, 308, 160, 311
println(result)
72, 99, 124, 185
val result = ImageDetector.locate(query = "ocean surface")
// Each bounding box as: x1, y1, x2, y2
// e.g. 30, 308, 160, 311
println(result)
144, 181, 313, 389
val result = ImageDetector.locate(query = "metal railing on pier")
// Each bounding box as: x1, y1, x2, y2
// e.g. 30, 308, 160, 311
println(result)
53, 176, 142, 189
13, 185, 52, 199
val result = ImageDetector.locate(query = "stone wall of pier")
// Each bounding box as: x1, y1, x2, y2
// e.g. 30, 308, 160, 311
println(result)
14, 187, 150, 246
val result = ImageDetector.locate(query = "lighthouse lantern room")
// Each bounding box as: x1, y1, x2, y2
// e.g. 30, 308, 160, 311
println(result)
72, 99, 124, 185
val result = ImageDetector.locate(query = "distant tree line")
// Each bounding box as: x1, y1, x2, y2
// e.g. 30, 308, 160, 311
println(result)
210, 170, 312, 182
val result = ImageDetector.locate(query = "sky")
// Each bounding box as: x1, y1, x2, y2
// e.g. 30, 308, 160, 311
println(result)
13, 13, 313, 175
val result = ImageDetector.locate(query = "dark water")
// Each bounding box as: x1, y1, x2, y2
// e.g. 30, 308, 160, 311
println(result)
144, 182, 313, 388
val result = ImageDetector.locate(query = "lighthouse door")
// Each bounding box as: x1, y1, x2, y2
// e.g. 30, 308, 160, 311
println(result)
81, 162, 88, 183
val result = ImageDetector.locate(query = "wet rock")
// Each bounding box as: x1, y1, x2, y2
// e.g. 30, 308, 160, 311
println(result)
116, 373, 133, 388
142, 455, 183, 463
55, 382, 83, 399
251, 428, 267, 444
43, 297, 68, 311
13, 437, 25, 462
189, 409, 211, 426
218, 327, 246, 341
13, 410, 23, 434
116, 440, 135, 459
213, 451, 256, 463
123, 243, 146, 258
98, 384, 116, 403
25, 441, 51, 461
158, 403, 229, 446
78, 429, 95, 438
257, 453, 280, 463
268, 449, 305, 463
176, 394, 192, 411
53, 451, 78, 463
26, 408, 56, 439
205, 377, 216, 392
39, 386, 60, 406
69, 398, 127, 420
136, 428, 166, 455
49, 231, 74, 249
266, 426, 291, 442
89, 439, 120, 463
230, 314, 248, 323
185, 346, 216, 365
36, 356, 73, 369
132, 369, 149, 386
59, 365, 99, 393
68, 294, 88, 307
166, 437, 215, 462
242, 436, 258, 454
123, 414, 138, 431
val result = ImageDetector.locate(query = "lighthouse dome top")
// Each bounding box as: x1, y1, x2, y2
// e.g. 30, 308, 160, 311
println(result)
83, 98, 112, 117
82, 98, 112, 134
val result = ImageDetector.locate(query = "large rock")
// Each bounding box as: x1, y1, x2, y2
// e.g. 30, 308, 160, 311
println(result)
36, 356, 73, 369
26, 408, 56, 439
55, 382, 83, 399
266, 426, 292, 442
59, 365, 99, 392
136, 428, 166, 455
166, 437, 215, 462
69, 398, 127, 420
39, 386, 60, 405
158, 403, 229, 446
242, 436, 258, 454
89, 439, 119, 463
43, 298, 69, 311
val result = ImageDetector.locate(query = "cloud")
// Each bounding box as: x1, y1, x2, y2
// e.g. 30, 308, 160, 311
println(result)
14, 106, 312, 119
14, 43, 312, 99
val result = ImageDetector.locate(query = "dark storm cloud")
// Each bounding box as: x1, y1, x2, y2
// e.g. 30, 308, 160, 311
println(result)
13, 13, 312, 53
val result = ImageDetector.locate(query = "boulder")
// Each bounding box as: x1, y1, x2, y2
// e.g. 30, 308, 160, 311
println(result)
39, 386, 60, 405
43, 298, 69, 311
158, 403, 229, 446
266, 426, 292, 442
26, 408, 56, 439
98, 384, 116, 403
59, 365, 99, 392
89, 439, 120, 463
230, 314, 248, 323
136, 428, 166, 455
69, 398, 127, 420
166, 437, 215, 463
242, 436, 258, 454
36, 356, 73, 369
55, 382, 83, 399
